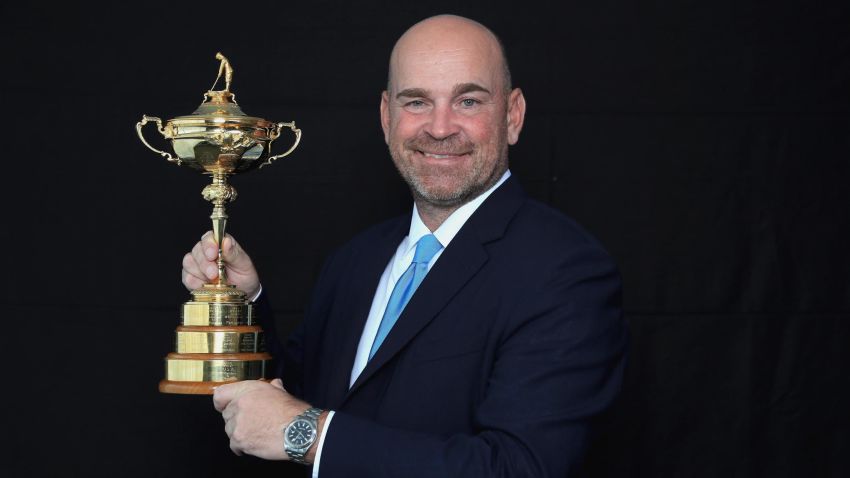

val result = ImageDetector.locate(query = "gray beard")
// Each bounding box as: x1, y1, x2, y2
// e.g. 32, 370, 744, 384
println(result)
392, 151, 508, 209
389, 129, 510, 209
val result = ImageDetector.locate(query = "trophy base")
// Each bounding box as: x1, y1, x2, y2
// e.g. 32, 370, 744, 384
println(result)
161, 283, 273, 395
159, 378, 271, 395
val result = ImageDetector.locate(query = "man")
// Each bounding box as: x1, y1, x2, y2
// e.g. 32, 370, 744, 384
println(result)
182, 14, 627, 477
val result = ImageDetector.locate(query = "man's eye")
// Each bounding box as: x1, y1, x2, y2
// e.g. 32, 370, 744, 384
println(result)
405, 100, 426, 107
460, 98, 479, 107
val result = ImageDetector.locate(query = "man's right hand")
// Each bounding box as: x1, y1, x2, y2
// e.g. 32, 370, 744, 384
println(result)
182, 231, 261, 298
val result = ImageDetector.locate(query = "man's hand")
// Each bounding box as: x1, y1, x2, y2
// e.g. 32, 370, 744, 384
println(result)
213, 379, 327, 462
181, 231, 260, 297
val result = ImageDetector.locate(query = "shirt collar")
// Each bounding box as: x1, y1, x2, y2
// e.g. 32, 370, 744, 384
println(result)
404, 170, 512, 255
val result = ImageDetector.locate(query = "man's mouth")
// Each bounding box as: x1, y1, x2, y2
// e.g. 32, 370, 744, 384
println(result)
416, 150, 470, 159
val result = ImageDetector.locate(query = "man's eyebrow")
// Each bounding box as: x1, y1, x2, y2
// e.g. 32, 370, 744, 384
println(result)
396, 88, 430, 99
453, 83, 491, 96
395, 84, 492, 99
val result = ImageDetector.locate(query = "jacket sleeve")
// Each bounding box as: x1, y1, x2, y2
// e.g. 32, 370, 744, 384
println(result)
316, 245, 628, 477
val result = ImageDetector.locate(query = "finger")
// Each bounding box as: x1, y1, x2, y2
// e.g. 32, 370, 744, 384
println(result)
182, 268, 205, 291
201, 231, 219, 261
224, 414, 236, 437
230, 441, 243, 456
192, 239, 219, 281
213, 382, 240, 412
221, 234, 253, 272
225, 419, 244, 456
270, 378, 285, 390
221, 404, 235, 422
182, 253, 207, 286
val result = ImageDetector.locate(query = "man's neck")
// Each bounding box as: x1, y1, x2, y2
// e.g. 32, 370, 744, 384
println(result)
413, 169, 511, 231
414, 201, 461, 231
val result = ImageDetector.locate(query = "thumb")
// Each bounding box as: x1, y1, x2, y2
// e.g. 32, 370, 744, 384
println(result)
270, 378, 285, 390
221, 234, 253, 271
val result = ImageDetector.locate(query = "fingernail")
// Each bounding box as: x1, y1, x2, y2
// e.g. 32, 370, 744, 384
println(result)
206, 265, 218, 278
205, 247, 217, 260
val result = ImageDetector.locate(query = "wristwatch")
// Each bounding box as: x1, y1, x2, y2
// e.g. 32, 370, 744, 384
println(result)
283, 407, 324, 464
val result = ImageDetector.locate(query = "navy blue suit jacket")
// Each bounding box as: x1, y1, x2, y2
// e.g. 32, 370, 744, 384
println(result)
262, 176, 627, 477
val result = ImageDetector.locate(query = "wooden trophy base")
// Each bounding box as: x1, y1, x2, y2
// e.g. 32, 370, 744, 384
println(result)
159, 378, 272, 395
160, 379, 223, 395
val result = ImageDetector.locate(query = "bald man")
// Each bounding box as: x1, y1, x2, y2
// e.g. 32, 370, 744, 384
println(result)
190, 15, 627, 477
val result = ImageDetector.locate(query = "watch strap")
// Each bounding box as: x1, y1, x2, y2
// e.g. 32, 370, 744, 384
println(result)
285, 407, 324, 465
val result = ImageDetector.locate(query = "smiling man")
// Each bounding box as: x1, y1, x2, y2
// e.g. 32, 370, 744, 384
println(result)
380, 18, 524, 229
188, 14, 627, 477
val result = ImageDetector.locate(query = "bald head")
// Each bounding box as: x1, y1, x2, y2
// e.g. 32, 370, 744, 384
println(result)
387, 15, 511, 94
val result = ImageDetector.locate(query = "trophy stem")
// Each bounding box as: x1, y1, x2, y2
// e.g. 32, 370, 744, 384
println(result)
212, 203, 228, 286
202, 172, 238, 286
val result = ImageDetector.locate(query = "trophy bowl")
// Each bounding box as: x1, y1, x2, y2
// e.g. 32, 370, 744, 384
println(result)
137, 90, 300, 175
136, 53, 301, 394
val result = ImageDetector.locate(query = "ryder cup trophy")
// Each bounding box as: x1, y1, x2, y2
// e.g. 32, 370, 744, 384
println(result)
136, 53, 301, 394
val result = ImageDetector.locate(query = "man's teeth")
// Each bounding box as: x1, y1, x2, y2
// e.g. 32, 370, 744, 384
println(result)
423, 152, 456, 159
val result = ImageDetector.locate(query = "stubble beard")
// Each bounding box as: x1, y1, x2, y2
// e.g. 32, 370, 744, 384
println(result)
389, 132, 509, 210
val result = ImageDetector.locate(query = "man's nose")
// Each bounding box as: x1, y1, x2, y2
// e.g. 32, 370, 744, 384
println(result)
423, 103, 460, 139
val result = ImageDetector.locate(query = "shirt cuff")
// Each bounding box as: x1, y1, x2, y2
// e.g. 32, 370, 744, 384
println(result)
311, 410, 335, 478
248, 284, 263, 302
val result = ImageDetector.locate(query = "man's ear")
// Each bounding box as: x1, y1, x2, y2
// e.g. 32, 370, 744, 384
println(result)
380, 90, 391, 144
506, 88, 526, 145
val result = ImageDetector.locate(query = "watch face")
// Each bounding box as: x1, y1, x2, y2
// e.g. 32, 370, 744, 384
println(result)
285, 419, 316, 449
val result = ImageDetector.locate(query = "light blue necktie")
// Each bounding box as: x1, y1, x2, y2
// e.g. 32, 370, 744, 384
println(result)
369, 234, 443, 360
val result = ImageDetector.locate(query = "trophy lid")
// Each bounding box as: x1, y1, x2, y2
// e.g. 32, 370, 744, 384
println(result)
192, 90, 247, 117
166, 53, 273, 130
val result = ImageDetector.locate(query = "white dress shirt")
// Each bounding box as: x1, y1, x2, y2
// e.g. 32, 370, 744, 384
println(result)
311, 170, 512, 476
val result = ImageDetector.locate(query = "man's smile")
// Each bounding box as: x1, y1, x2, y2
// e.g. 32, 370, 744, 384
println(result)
413, 150, 471, 160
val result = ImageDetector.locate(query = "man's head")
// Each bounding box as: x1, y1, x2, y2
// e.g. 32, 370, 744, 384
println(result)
380, 15, 526, 211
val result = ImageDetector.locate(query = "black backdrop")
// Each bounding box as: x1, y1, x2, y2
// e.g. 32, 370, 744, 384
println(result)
3, 1, 849, 477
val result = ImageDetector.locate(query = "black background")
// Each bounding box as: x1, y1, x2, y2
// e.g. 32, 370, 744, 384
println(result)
3, 1, 849, 477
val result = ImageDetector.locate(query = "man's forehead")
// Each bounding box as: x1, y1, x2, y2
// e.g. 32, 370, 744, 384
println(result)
398, 45, 483, 62
389, 44, 501, 93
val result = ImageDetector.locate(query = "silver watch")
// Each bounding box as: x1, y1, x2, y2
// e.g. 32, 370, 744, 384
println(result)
284, 407, 323, 465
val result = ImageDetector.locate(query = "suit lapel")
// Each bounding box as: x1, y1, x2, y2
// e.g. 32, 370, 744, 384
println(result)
322, 216, 409, 407
345, 234, 488, 397
344, 176, 527, 401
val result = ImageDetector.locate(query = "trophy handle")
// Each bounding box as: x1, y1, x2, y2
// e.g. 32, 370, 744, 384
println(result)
260, 121, 302, 168
136, 115, 182, 165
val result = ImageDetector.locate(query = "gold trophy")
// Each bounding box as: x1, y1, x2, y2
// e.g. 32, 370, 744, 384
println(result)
136, 53, 301, 394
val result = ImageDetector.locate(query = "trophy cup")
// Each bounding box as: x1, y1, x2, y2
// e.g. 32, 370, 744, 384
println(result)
136, 53, 301, 394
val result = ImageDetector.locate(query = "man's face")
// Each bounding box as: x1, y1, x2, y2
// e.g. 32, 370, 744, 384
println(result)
380, 35, 525, 208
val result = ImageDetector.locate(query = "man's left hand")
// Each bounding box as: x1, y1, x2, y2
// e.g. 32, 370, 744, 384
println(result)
213, 379, 311, 460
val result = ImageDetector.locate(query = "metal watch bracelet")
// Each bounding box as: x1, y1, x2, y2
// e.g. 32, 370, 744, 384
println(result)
285, 407, 324, 464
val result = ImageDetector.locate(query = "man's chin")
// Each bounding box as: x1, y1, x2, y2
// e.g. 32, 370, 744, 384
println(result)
411, 182, 477, 208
